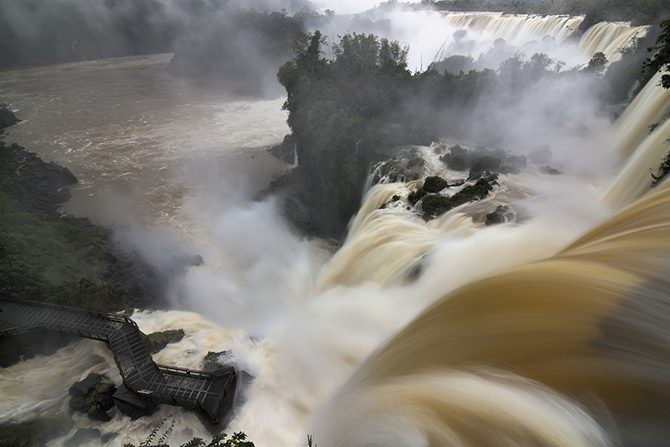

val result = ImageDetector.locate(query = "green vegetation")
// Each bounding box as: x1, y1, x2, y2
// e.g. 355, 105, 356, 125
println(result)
646, 18, 670, 184
0, 124, 159, 313
645, 18, 670, 88
276, 32, 611, 237
122, 416, 254, 447
277, 32, 423, 237
0, 187, 156, 312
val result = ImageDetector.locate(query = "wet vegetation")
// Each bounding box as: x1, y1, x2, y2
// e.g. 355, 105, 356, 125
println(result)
0, 109, 162, 373
275, 31, 630, 238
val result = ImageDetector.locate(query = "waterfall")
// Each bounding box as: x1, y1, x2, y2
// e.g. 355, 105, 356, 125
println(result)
603, 117, 670, 209
312, 181, 670, 447
579, 22, 650, 63
612, 71, 670, 159
603, 72, 670, 209
439, 12, 584, 45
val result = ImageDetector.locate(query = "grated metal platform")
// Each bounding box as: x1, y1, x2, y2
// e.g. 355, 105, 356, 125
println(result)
0, 298, 237, 424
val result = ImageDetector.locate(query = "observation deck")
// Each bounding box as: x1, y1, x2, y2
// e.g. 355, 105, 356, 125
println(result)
0, 298, 237, 424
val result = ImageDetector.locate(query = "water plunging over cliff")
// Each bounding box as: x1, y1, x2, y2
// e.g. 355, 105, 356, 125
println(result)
0, 10, 667, 447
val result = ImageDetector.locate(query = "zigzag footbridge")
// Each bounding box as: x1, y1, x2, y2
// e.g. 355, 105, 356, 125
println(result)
0, 298, 237, 425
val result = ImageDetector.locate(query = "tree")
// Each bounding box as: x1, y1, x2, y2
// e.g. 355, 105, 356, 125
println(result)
584, 52, 608, 74
644, 17, 670, 88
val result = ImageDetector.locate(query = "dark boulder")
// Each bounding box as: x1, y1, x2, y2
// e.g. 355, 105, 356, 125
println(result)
268, 134, 296, 164
485, 205, 516, 226
202, 350, 233, 372
372, 147, 431, 185
468, 156, 502, 179
504, 155, 527, 174
419, 173, 498, 220
408, 188, 427, 205
422, 176, 449, 193
420, 194, 453, 218
68, 374, 117, 422
69, 373, 102, 398
145, 329, 185, 354
0, 142, 78, 213
440, 145, 469, 171
0, 104, 19, 133
541, 165, 562, 175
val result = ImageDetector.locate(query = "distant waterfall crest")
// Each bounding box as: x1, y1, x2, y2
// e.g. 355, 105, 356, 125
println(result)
429, 12, 648, 65
439, 12, 584, 44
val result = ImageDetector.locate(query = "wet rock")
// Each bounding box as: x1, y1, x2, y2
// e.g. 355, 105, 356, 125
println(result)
504, 155, 527, 174
145, 329, 185, 354
268, 134, 296, 164
0, 104, 19, 133
419, 173, 498, 219
380, 194, 401, 210
371, 147, 431, 185
189, 254, 204, 266
65, 428, 101, 447
440, 144, 468, 171
95, 382, 116, 411
408, 188, 427, 206
202, 350, 233, 372
68, 374, 117, 422
422, 176, 449, 193
541, 165, 562, 175
69, 373, 102, 398
0, 142, 78, 213
432, 143, 448, 155
468, 155, 502, 179
485, 205, 516, 226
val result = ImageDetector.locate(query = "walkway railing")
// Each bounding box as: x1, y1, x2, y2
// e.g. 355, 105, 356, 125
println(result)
0, 298, 237, 424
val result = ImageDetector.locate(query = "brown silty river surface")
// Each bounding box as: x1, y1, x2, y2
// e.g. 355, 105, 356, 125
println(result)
0, 53, 289, 231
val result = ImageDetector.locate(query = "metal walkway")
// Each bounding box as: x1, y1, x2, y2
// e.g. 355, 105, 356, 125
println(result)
0, 298, 237, 424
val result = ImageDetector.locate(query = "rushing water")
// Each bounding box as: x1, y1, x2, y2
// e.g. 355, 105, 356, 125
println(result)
0, 9, 668, 447
363, 10, 647, 71
0, 54, 289, 231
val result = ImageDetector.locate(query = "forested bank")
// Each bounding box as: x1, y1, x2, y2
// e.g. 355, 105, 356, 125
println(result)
0, 106, 169, 367
272, 26, 662, 238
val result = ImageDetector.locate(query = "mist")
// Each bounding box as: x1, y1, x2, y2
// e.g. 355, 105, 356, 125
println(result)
1, 0, 669, 446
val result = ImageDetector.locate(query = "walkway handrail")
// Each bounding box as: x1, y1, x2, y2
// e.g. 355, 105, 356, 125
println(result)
0, 298, 237, 425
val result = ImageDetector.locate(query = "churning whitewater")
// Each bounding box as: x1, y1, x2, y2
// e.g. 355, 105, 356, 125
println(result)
0, 5, 668, 447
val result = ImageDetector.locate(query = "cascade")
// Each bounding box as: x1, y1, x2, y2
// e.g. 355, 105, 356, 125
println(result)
603, 117, 670, 209
603, 70, 670, 209
612, 71, 670, 159
439, 12, 584, 45
579, 22, 650, 63
313, 181, 670, 447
